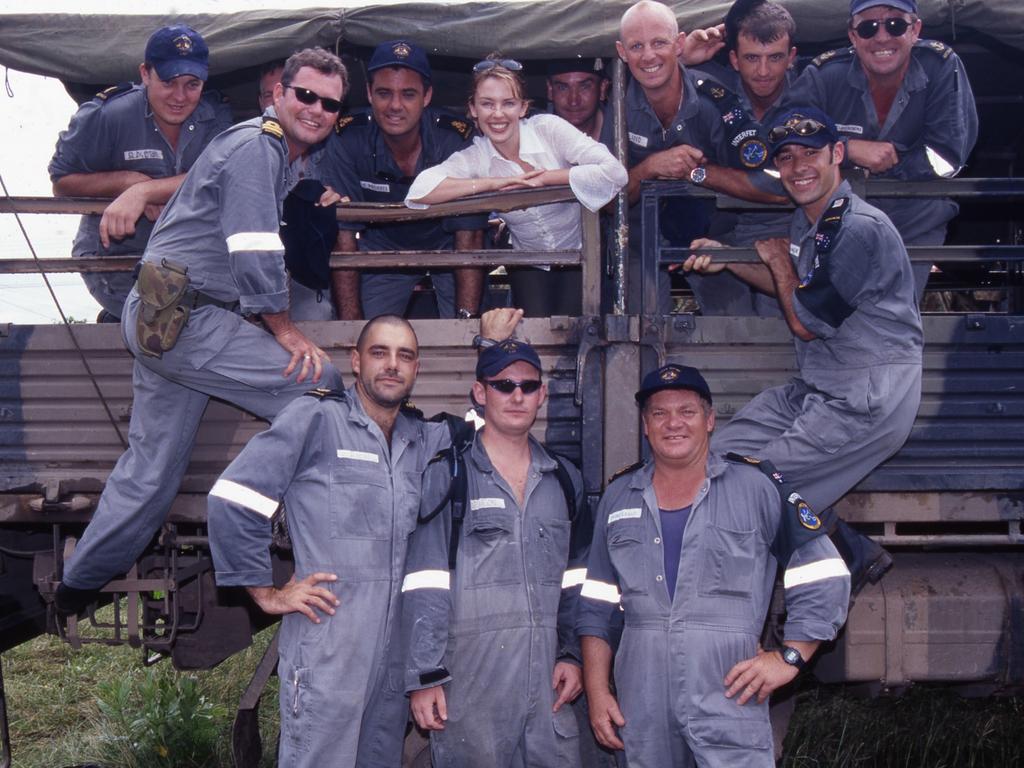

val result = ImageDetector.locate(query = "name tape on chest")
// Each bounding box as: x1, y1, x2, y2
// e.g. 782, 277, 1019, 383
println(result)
628, 132, 649, 148
336, 449, 380, 463
608, 507, 642, 524
124, 149, 164, 161
470, 497, 506, 511
360, 180, 390, 193
835, 123, 864, 135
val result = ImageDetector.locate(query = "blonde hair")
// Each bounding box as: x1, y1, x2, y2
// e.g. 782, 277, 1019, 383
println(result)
470, 53, 530, 110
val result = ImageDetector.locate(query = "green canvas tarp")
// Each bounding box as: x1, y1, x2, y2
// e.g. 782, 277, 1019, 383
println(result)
0, 0, 1020, 84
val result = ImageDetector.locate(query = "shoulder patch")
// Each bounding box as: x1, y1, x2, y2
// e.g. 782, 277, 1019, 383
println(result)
916, 39, 952, 60
95, 83, 133, 102
303, 387, 346, 402
335, 112, 370, 134
400, 400, 425, 419
608, 460, 645, 484
261, 116, 284, 140
437, 113, 474, 140
811, 47, 853, 68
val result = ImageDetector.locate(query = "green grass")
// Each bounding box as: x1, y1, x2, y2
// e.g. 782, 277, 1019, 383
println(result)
3, 611, 279, 768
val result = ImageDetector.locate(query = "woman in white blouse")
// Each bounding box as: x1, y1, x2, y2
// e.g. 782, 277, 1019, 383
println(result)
406, 56, 627, 315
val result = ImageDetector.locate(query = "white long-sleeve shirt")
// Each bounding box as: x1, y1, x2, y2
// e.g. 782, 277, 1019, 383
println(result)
406, 113, 626, 252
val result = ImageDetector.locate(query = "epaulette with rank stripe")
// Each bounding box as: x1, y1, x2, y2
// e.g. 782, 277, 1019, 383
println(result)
400, 399, 425, 419
261, 116, 284, 140
608, 460, 645, 484
810, 47, 854, 68
916, 39, 952, 60
335, 112, 370, 134
437, 113, 473, 140
303, 387, 347, 401
95, 83, 133, 102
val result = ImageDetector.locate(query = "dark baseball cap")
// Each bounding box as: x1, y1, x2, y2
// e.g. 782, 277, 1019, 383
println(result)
767, 107, 841, 159
546, 57, 608, 79
476, 339, 542, 379
367, 40, 432, 83
635, 364, 712, 406
144, 24, 210, 81
850, 0, 917, 16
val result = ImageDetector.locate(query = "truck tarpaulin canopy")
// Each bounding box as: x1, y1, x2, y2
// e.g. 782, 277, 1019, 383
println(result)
0, 1, 1020, 83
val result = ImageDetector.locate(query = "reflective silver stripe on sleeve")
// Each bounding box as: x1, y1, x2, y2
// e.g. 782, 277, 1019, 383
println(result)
401, 570, 451, 592
209, 478, 279, 519
581, 578, 621, 604
783, 558, 850, 589
561, 567, 587, 590
225, 232, 285, 253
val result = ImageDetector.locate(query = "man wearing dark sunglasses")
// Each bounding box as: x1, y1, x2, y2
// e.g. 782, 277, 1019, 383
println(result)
323, 39, 487, 321
786, 0, 978, 301
403, 336, 589, 767
49, 24, 232, 322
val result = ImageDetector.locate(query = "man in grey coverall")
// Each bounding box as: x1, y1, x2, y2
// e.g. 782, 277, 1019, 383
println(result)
402, 338, 586, 768
55, 49, 347, 614
49, 24, 232, 320
578, 364, 850, 766
683, 106, 923, 585
784, 0, 978, 300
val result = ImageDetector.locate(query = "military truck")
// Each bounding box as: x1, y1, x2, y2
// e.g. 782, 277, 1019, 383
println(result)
1, 1, 1022, 765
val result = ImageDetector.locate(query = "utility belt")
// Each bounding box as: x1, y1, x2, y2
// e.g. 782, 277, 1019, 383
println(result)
132, 259, 240, 358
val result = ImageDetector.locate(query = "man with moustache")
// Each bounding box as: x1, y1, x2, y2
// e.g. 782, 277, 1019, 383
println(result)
324, 40, 486, 320
578, 363, 849, 766
683, 107, 923, 590
785, 0, 978, 300
55, 48, 347, 615
49, 24, 232, 320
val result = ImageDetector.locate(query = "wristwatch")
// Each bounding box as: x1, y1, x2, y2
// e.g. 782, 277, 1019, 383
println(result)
456, 308, 479, 320
689, 166, 707, 185
472, 335, 498, 350
780, 645, 806, 671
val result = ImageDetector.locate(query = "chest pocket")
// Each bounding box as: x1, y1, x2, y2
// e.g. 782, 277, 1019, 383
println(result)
607, 519, 648, 596
535, 517, 571, 587
329, 460, 390, 540
698, 523, 755, 599
461, 507, 519, 589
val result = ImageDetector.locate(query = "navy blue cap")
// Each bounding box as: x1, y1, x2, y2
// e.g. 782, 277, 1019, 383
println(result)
635, 364, 712, 406
144, 24, 209, 81
367, 40, 432, 83
546, 57, 608, 79
476, 339, 542, 379
850, 0, 917, 16
767, 107, 840, 159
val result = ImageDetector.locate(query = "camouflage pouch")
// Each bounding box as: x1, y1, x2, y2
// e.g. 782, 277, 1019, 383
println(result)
135, 259, 191, 358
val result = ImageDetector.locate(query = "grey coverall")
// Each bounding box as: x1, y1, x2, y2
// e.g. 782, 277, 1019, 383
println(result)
578, 457, 850, 768
401, 434, 586, 768
786, 40, 979, 300
686, 63, 792, 318
209, 386, 450, 768
62, 114, 342, 591
320, 108, 487, 318
48, 84, 232, 317
711, 182, 923, 513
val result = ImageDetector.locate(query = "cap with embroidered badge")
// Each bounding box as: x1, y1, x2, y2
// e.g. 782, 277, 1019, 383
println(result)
767, 106, 840, 159
144, 24, 210, 81
545, 57, 608, 79
476, 339, 542, 379
635, 364, 712, 406
367, 40, 432, 83
849, 0, 917, 16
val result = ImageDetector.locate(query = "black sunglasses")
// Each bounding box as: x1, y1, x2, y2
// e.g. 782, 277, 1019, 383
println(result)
484, 378, 542, 395
852, 17, 912, 40
768, 118, 826, 144
473, 58, 524, 73
285, 85, 343, 113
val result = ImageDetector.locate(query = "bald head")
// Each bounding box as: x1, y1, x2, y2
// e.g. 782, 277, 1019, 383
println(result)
620, 0, 679, 40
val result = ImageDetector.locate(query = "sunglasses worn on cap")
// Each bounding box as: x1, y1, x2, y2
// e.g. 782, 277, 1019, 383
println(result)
285, 85, 343, 113
768, 118, 826, 144
485, 378, 542, 395
473, 58, 524, 73
852, 17, 912, 39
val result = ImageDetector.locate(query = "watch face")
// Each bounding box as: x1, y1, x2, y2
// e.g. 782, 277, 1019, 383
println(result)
689, 166, 706, 185
783, 647, 801, 665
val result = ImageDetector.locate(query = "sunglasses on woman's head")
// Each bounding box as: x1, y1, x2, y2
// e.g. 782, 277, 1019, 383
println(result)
284, 85, 343, 113
473, 58, 524, 73
852, 18, 912, 39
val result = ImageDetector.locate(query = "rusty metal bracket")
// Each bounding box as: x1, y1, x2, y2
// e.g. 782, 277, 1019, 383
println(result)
573, 316, 604, 407
232, 627, 280, 768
